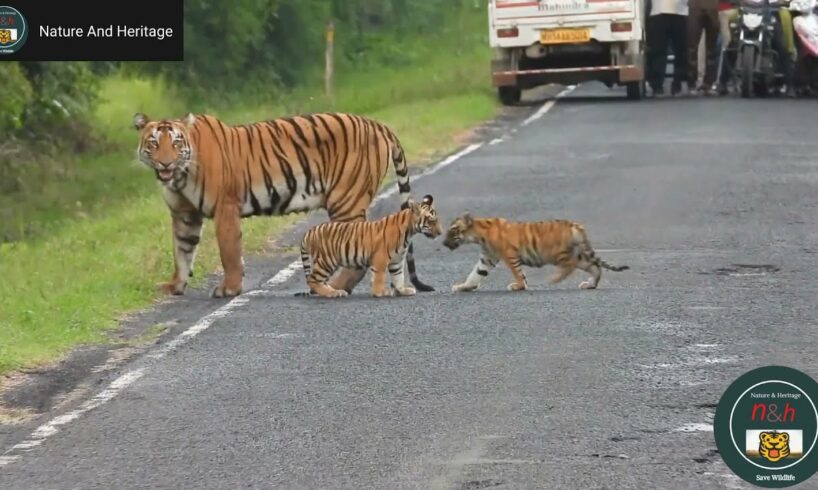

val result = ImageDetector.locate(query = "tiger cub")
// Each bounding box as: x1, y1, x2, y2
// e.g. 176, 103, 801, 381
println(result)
300, 195, 442, 298
442, 213, 628, 292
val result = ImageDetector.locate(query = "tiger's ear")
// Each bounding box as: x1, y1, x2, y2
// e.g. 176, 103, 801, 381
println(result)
422, 194, 434, 205
462, 212, 473, 227
133, 113, 149, 131
184, 113, 196, 128
408, 199, 420, 214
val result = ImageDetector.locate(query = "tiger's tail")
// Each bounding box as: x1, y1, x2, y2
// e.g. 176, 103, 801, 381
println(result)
294, 233, 314, 297
573, 223, 630, 272
392, 138, 434, 292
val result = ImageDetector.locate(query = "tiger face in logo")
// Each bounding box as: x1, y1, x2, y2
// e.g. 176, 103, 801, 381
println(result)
0, 29, 11, 44
759, 431, 790, 462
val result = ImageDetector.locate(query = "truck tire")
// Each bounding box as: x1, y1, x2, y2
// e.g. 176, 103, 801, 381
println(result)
498, 86, 522, 106
626, 81, 644, 100
741, 46, 754, 98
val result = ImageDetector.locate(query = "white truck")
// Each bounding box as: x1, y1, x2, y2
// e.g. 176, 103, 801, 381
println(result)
488, 0, 647, 103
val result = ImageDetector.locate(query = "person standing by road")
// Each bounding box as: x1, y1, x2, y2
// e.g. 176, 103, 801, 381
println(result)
687, 0, 720, 94
647, 0, 689, 95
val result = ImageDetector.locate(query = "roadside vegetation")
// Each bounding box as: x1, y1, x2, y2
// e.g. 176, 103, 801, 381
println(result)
0, 1, 498, 376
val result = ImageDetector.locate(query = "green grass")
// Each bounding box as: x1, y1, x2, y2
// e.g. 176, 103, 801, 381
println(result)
0, 7, 497, 376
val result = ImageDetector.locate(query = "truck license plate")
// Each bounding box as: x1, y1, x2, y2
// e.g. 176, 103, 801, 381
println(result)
540, 28, 591, 44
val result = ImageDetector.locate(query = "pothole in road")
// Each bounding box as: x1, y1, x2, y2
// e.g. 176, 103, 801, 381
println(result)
610, 435, 641, 443
457, 479, 505, 490
700, 264, 781, 277
693, 449, 720, 464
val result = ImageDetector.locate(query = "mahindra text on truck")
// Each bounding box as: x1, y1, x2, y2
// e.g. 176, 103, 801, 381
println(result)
488, 0, 646, 103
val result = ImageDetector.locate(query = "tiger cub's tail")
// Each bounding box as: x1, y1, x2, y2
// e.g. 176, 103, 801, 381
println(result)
294, 233, 314, 297
573, 223, 630, 272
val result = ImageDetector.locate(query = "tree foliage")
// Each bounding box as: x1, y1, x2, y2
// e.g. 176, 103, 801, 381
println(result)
0, 0, 476, 170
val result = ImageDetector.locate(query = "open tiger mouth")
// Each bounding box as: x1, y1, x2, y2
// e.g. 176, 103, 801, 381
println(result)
156, 168, 175, 182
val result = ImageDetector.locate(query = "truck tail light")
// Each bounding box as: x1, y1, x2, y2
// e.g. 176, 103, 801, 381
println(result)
497, 27, 519, 38
611, 22, 632, 32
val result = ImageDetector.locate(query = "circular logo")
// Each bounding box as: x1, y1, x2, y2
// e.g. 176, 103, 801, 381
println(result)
0, 5, 28, 55
714, 366, 818, 487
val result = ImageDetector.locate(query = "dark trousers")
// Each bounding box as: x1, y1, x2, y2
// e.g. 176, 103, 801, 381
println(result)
647, 14, 687, 88
688, 7, 720, 85
771, 10, 795, 85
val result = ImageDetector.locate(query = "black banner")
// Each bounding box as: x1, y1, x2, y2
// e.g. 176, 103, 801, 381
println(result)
0, 0, 183, 61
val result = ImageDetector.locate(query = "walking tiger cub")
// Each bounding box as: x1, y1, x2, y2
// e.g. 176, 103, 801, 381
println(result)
442, 213, 629, 292
300, 195, 442, 298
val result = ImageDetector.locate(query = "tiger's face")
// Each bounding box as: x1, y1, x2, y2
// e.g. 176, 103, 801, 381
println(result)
0, 30, 11, 44
443, 212, 475, 250
133, 112, 196, 186
759, 432, 790, 462
411, 194, 442, 238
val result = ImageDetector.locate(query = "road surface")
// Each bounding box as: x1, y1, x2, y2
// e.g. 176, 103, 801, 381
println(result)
2, 84, 818, 489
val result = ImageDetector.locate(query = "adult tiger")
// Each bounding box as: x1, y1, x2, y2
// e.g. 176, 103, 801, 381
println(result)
133, 111, 434, 298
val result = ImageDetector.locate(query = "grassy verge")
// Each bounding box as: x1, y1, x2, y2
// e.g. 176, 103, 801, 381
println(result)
0, 8, 497, 376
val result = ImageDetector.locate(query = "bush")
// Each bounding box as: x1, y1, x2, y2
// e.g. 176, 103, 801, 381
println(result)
0, 63, 33, 134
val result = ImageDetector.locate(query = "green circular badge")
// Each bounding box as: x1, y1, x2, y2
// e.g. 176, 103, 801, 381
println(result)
0, 5, 28, 55
714, 366, 818, 487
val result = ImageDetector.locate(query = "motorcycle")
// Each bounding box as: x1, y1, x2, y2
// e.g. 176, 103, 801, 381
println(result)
731, 0, 790, 97
791, 0, 818, 94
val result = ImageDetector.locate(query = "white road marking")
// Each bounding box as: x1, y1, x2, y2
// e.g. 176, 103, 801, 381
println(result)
376, 143, 484, 201
673, 423, 714, 433
521, 85, 576, 126
0, 91, 570, 469
1, 369, 146, 465
0, 456, 20, 467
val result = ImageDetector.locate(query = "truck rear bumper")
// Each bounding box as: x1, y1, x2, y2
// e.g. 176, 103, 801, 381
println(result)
492, 65, 643, 88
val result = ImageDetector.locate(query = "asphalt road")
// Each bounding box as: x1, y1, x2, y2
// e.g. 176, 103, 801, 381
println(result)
3, 83, 818, 490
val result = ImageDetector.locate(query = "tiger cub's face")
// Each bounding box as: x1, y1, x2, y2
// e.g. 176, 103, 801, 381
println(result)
133, 112, 196, 186
443, 212, 476, 250
412, 194, 442, 238
0, 30, 11, 44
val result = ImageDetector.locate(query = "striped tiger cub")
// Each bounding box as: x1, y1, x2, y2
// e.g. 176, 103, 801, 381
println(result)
300, 195, 442, 298
443, 213, 629, 292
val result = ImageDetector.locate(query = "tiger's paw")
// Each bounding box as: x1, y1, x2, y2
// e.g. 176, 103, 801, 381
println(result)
394, 286, 416, 297
211, 284, 242, 298
372, 289, 394, 298
579, 280, 598, 290
158, 280, 186, 296
452, 283, 477, 293
507, 282, 527, 291
327, 289, 349, 298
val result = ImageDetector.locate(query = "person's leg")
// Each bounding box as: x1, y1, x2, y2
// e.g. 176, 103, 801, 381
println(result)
698, 34, 706, 85
687, 8, 705, 88
671, 14, 689, 93
772, 9, 796, 95
646, 15, 667, 92
717, 9, 737, 92
703, 8, 721, 89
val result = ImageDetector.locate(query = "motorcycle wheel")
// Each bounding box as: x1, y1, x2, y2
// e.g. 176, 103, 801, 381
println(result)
741, 46, 755, 98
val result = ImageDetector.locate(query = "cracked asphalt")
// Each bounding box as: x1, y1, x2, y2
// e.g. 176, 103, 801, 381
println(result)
2, 83, 818, 489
